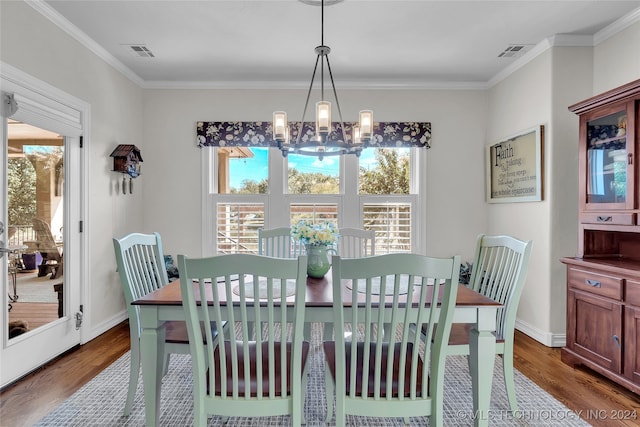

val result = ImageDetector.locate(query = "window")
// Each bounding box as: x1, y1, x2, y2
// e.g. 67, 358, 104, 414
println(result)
363, 203, 412, 254
359, 147, 410, 195
216, 203, 264, 254
290, 203, 339, 224
205, 146, 425, 255
218, 147, 268, 194
287, 154, 339, 194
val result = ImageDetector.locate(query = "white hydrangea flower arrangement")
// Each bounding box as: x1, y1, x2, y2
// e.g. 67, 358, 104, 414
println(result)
291, 220, 339, 246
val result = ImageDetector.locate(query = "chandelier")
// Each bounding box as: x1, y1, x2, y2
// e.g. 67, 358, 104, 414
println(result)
272, 0, 373, 159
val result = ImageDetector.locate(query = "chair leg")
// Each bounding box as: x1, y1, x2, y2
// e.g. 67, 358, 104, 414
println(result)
193, 410, 208, 427
324, 364, 335, 423
162, 353, 171, 377
301, 358, 311, 425
501, 352, 519, 413
124, 346, 140, 416
334, 390, 345, 427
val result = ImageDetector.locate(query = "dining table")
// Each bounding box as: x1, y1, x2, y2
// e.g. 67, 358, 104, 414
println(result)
133, 273, 502, 427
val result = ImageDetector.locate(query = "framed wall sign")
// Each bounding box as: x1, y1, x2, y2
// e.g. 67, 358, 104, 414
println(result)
486, 125, 544, 203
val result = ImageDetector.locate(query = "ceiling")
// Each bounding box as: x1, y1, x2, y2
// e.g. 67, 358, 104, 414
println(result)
37, 1, 640, 88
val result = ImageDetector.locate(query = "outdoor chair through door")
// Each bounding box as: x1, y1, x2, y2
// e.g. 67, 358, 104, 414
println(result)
177, 253, 310, 426
323, 253, 461, 426
113, 232, 224, 416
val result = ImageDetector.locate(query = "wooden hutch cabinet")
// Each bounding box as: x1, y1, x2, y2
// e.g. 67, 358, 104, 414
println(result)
561, 78, 640, 395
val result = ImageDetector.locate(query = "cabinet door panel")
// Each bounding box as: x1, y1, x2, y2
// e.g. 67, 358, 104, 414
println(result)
624, 305, 640, 383
580, 100, 635, 211
568, 289, 622, 373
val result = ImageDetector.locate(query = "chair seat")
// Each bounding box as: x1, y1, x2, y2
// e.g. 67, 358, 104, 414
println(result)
207, 340, 310, 396
323, 341, 423, 397
164, 320, 222, 344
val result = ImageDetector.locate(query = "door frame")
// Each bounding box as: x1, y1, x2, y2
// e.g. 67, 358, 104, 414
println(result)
1, 62, 90, 387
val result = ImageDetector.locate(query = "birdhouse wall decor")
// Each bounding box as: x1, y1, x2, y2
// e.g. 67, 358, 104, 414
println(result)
110, 144, 143, 194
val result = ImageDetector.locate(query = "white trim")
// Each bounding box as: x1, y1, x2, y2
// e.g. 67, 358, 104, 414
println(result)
25, 0, 144, 87
25, 1, 640, 91
85, 311, 128, 342
488, 38, 553, 88
594, 6, 640, 45
143, 80, 489, 91
0, 63, 91, 386
515, 319, 566, 348
201, 147, 216, 257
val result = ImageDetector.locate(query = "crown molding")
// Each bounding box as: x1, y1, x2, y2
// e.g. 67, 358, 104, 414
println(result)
141, 79, 488, 91
594, 6, 640, 45
25, 0, 145, 87
26, 1, 640, 92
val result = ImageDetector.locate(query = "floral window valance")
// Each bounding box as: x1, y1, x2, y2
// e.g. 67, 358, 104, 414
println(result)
196, 121, 431, 149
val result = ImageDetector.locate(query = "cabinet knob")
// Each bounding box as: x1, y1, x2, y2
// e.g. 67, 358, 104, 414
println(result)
596, 216, 612, 222
585, 279, 601, 287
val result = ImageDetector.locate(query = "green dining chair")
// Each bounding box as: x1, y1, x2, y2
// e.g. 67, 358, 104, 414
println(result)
177, 253, 310, 426
113, 232, 223, 416
336, 227, 375, 258
425, 234, 532, 414
324, 253, 461, 426
258, 227, 305, 258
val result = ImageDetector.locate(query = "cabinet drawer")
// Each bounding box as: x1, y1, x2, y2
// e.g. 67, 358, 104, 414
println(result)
567, 267, 623, 300
581, 213, 636, 225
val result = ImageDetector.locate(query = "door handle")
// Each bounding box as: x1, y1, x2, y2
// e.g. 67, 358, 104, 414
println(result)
0, 243, 12, 260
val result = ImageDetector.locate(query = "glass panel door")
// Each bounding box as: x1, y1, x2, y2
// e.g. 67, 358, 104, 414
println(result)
6, 120, 64, 338
586, 109, 629, 207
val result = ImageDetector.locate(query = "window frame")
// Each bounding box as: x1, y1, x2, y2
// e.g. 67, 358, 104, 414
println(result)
202, 146, 426, 256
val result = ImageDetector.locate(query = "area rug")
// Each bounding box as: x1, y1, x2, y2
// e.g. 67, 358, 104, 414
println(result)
36, 323, 591, 426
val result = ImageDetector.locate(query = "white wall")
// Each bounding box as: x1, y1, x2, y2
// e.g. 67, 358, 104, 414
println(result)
593, 21, 640, 93
487, 53, 556, 342
0, 1, 144, 337
142, 89, 490, 263
549, 47, 594, 337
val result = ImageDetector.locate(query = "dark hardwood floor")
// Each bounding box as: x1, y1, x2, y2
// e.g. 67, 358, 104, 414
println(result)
1, 324, 639, 426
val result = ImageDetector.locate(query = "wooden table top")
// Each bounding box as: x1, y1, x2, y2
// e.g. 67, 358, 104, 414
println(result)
133, 275, 501, 308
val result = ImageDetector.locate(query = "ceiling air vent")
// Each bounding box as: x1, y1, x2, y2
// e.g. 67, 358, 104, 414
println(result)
123, 44, 155, 58
498, 45, 533, 58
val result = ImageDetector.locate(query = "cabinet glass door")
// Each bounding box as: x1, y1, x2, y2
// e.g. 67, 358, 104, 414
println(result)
586, 109, 628, 206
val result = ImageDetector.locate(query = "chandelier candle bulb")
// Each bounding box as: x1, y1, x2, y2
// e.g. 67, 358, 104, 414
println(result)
316, 101, 331, 135
273, 111, 287, 141
352, 125, 361, 145
359, 110, 373, 140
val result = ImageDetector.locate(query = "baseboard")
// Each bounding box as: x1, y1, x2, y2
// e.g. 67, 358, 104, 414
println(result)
516, 319, 566, 347
82, 310, 127, 344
